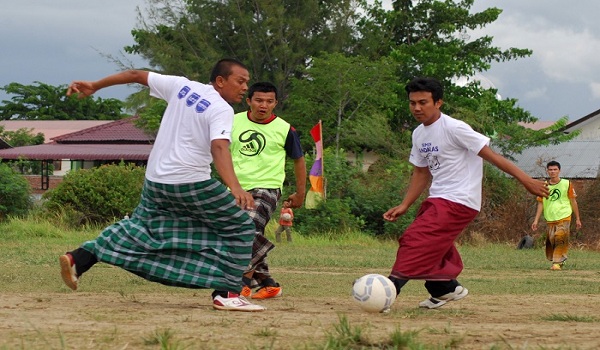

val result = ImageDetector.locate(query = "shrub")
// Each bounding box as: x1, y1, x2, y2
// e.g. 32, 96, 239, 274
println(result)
293, 198, 363, 235
0, 163, 33, 219
42, 163, 145, 226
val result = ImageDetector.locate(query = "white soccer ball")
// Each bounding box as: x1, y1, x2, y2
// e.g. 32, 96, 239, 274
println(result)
281, 213, 292, 221
352, 274, 396, 313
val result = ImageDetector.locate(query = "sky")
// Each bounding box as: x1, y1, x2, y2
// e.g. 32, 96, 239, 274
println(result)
1, 1, 599, 122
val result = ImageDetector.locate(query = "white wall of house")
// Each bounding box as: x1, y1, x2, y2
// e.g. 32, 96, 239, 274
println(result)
566, 116, 600, 140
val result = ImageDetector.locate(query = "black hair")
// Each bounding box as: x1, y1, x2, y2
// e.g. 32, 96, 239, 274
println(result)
405, 77, 444, 102
247, 81, 278, 100
546, 160, 561, 169
209, 58, 248, 83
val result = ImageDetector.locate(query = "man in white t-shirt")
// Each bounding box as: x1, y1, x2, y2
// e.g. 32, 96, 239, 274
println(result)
59, 59, 266, 312
382, 77, 549, 310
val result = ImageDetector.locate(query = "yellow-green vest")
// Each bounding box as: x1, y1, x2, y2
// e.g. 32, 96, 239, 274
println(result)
231, 112, 290, 190
543, 179, 572, 222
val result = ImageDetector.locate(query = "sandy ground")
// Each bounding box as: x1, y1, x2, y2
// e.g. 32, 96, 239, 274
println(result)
1, 290, 599, 349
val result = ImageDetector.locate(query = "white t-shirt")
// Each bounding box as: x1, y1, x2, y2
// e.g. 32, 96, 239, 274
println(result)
145, 72, 233, 184
409, 113, 490, 211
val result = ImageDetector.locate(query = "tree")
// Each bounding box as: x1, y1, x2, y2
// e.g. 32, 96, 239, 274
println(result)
0, 125, 47, 174
355, 0, 577, 154
0, 82, 125, 120
286, 53, 403, 156
126, 0, 361, 107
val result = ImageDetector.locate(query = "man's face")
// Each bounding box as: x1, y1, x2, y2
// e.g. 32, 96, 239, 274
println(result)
246, 91, 278, 122
217, 65, 250, 104
546, 165, 561, 179
408, 91, 443, 126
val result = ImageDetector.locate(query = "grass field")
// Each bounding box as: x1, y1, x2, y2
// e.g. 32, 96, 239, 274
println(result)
1, 218, 600, 349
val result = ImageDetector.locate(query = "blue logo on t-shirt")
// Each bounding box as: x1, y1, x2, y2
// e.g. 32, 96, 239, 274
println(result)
186, 93, 200, 106
196, 99, 211, 113
178, 86, 191, 99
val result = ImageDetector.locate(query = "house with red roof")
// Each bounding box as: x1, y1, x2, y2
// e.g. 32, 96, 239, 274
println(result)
0, 117, 154, 191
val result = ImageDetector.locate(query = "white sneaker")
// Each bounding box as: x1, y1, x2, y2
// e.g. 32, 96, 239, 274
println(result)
213, 292, 266, 312
59, 254, 78, 291
419, 286, 468, 309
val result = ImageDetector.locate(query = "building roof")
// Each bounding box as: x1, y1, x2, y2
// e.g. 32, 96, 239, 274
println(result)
509, 141, 600, 179
0, 143, 152, 161
52, 117, 154, 144
0, 117, 154, 161
0, 120, 112, 143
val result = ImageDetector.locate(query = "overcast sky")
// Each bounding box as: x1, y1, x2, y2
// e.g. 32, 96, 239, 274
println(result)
1, 1, 599, 122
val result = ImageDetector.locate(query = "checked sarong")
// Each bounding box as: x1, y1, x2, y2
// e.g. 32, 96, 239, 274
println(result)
81, 179, 255, 292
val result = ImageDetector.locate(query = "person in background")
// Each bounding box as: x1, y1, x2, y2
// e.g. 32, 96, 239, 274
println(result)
531, 160, 582, 270
59, 59, 265, 312
230, 81, 306, 300
382, 77, 549, 310
275, 200, 294, 243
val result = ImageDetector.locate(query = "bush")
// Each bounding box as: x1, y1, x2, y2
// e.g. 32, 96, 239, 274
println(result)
0, 163, 33, 219
293, 198, 363, 235
42, 163, 145, 226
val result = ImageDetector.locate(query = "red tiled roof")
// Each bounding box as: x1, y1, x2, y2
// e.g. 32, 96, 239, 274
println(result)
0, 117, 155, 161
52, 116, 154, 144
0, 143, 153, 161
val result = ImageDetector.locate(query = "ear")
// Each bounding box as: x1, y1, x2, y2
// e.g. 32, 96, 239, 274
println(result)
215, 76, 226, 88
435, 99, 444, 109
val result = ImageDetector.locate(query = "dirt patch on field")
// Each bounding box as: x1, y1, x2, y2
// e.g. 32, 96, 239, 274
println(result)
1, 290, 599, 349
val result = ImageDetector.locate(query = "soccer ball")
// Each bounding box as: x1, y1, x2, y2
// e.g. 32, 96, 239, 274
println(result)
281, 213, 292, 221
352, 274, 396, 313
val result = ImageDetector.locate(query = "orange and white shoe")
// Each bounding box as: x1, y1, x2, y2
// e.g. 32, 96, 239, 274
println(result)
241, 285, 252, 298
213, 292, 265, 312
251, 286, 282, 299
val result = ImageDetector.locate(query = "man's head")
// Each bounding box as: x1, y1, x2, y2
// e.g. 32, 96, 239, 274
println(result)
546, 160, 561, 179
210, 58, 250, 104
246, 82, 278, 122
405, 77, 444, 126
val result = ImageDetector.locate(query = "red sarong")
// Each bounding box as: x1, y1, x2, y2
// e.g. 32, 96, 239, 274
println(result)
390, 198, 478, 281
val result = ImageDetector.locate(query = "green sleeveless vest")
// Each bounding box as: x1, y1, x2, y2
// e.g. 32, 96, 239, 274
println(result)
231, 112, 290, 190
542, 179, 572, 222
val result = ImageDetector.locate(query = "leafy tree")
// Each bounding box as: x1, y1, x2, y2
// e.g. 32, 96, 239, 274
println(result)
355, 0, 577, 154
0, 82, 126, 120
0, 126, 47, 174
0, 126, 45, 147
286, 53, 403, 156
126, 0, 361, 107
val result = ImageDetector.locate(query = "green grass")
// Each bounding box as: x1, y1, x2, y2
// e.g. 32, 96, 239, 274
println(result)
2, 217, 600, 349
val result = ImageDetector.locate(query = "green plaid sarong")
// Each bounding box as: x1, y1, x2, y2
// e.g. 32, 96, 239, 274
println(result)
81, 178, 255, 292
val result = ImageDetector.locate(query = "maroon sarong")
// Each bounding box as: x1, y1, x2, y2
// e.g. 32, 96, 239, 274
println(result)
390, 197, 478, 281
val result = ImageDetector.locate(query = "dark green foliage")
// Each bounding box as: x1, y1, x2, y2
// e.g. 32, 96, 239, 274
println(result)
293, 198, 363, 235
294, 150, 417, 237
42, 163, 145, 226
0, 125, 48, 175
0, 163, 33, 219
0, 82, 125, 120
345, 156, 418, 237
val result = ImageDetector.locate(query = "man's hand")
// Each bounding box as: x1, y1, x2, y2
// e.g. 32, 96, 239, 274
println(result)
230, 187, 255, 210
66, 81, 97, 98
286, 192, 305, 209
383, 204, 408, 222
